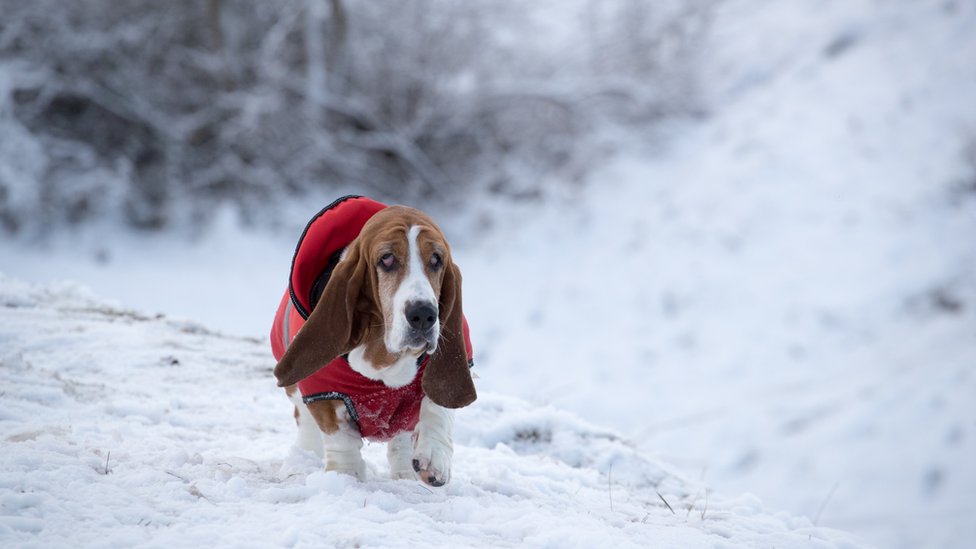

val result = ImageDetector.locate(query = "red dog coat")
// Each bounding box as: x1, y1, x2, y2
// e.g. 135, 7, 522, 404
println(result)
270, 196, 473, 441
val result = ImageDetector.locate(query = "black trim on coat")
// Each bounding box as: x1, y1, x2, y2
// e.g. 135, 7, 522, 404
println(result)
288, 195, 362, 320
301, 391, 361, 432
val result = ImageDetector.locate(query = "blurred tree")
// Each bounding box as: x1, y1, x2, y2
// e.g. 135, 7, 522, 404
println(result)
0, 0, 710, 235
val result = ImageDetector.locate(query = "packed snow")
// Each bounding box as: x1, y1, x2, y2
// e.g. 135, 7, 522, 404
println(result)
0, 277, 862, 547
1, 0, 974, 548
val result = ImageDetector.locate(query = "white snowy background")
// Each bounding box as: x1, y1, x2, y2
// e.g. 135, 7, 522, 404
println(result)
2, 1, 975, 548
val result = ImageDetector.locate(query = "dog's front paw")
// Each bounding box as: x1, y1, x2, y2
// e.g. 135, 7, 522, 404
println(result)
390, 468, 416, 481
412, 436, 452, 487
325, 454, 366, 481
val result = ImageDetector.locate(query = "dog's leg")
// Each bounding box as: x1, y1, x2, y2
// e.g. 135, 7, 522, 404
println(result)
305, 399, 366, 480
323, 426, 365, 480
412, 396, 454, 487
287, 387, 324, 458
387, 431, 416, 480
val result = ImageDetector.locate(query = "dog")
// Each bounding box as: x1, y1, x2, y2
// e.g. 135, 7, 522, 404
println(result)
270, 196, 476, 486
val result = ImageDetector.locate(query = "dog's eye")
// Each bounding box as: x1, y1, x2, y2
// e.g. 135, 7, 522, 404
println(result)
379, 253, 397, 271
430, 253, 443, 270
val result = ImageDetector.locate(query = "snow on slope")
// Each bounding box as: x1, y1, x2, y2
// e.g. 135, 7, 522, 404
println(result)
0, 277, 864, 548
0, 1, 973, 548
457, 1, 976, 548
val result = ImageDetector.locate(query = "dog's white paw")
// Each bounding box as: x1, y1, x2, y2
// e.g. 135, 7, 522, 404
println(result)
390, 468, 416, 481
279, 446, 322, 480
325, 453, 366, 481
412, 434, 452, 487
387, 432, 417, 481
325, 463, 366, 481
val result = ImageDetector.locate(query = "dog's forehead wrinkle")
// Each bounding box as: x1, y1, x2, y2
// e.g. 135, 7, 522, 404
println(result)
374, 238, 405, 258
365, 207, 434, 235
365, 205, 444, 239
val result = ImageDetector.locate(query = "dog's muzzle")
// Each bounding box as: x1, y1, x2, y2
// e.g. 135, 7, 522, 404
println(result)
404, 301, 438, 349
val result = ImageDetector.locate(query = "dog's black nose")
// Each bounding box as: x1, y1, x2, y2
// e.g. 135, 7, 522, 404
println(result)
405, 302, 437, 332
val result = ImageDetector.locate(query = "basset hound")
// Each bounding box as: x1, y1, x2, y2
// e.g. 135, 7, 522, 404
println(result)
270, 197, 477, 486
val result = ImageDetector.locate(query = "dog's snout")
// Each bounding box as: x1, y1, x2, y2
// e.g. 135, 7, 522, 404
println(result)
405, 301, 437, 332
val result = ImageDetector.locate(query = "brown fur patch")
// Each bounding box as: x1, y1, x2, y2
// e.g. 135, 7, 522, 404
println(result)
306, 399, 343, 435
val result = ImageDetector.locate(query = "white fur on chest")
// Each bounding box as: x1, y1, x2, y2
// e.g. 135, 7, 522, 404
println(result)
347, 345, 420, 388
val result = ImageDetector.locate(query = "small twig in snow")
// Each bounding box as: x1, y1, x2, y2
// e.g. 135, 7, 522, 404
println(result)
701, 489, 709, 521
166, 470, 189, 482
656, 491, 675, 515
686, 488, 703, 519
104, 451, 112, 475
813, 482, 839, 526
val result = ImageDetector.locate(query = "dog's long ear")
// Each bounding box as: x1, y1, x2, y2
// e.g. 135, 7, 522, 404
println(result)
274, 244, 367, 387
422, 260, 477, 408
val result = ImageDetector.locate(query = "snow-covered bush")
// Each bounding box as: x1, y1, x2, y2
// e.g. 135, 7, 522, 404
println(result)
0, 0, 710, 235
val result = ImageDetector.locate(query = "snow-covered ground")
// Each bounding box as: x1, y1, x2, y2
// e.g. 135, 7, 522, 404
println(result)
2, 0, 975, 548
0, 277, 864, 548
